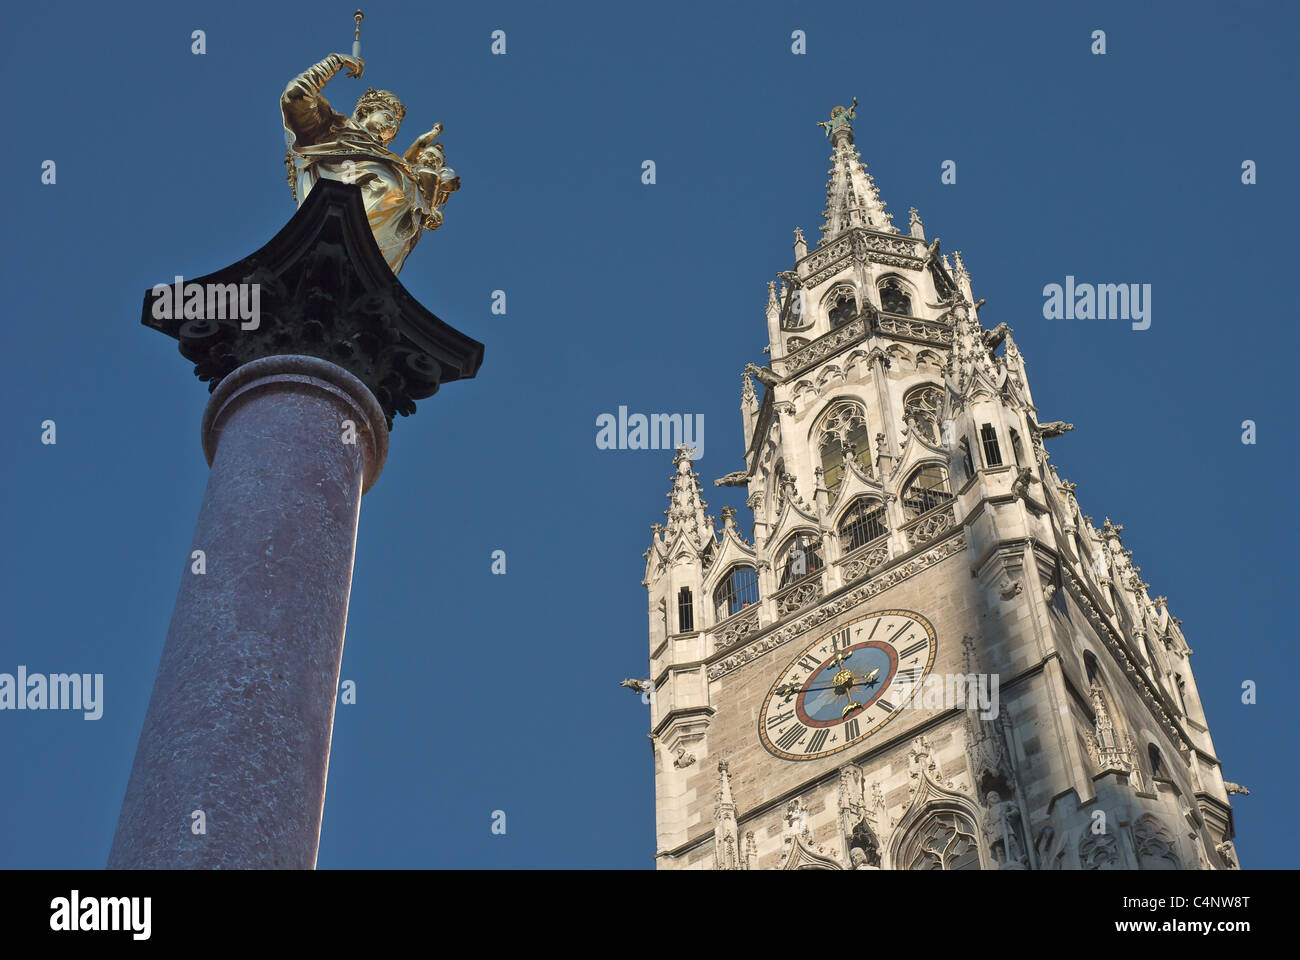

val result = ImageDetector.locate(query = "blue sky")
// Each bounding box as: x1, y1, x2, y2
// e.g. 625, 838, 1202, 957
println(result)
2, 0, 1295, 868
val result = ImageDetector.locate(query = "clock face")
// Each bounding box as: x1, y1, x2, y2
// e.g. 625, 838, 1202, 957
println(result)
758, 609, 937, 761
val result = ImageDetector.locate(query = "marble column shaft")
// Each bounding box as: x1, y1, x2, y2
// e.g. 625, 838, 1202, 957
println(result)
108, 354, 387, 869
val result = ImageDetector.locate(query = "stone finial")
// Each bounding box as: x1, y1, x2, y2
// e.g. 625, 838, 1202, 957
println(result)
908, 207, 925, 240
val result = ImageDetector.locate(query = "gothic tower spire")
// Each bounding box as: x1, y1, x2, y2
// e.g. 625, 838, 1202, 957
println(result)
638, 100, 1241, 872
817, 99, 894, 243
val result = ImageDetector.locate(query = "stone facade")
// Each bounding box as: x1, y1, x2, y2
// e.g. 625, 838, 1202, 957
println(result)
639, 111, 1239, 870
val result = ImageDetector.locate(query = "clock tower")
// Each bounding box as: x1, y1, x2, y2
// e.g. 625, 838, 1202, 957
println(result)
638, 104, 1243, 870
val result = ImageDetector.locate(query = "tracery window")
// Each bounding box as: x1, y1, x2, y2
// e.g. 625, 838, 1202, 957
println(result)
817, 400, 873, 494
903, 384, 944, 444
777, 533, 823, 589
879, 277, 913, 316
839, 498, 888, 553
714, 565, 759, 620
901, 464, 953, 520
825, 286, 858, 328
901, 810, 982, 870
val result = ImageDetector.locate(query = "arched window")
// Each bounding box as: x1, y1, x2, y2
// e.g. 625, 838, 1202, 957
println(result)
816, 400, 873, 494
1009, 427, 1024, 466
714, 565, 759, 620
901, 464, 953, 520
979, 423, 1003, 467
777, 533, 823, 588
901, 810, 981, 870
1084, 650, 1101, 685
677, 587, 694, 633
825, 286, 858, 328
1147, 744, 1165, 779
879, 277, 913, 316
839, 497, 888, 552
959, 438, 975, 480
903, 384, 944, 444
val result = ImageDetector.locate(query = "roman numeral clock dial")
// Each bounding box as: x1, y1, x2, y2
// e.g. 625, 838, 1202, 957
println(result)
758, 610, 938, 761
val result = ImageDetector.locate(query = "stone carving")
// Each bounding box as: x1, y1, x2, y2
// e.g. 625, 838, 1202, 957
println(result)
1133, 814, 1181, 869
1061, 568, 1187, 750
784, 797, 810, 838
781, 318, 867, 377
1215, 840, 1240, 870
1084, 680, 1138, 777
713, 607, 761, 652
982, 791, 1028, 869
877, 314, 955, 346
707, 534, 966, 680
713, 759, 741, 870
849, 847, 877, 869
1224, 781, 1251, 796
1079, 831, 1120, 870
982, 322, 1009, 350
903, 504, 956, 547
776, 576, 824, 617
1011, 467, 1038, 501
743, 362, 781, 388
840, 541, 890, 584
673, 746, 696, 769
1038, 421, 1075, 438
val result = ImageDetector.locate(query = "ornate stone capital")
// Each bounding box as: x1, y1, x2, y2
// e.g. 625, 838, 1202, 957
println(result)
143, 178, 484, 429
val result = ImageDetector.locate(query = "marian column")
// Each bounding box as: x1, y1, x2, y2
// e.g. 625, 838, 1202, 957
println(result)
109, 48, 481, 868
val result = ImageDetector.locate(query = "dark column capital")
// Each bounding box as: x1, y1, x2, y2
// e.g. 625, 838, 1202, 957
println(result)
142, 178, 484, 429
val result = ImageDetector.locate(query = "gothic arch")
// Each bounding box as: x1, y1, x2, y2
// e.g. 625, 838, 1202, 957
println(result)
892, 803, 985, 871
878, 274, 916, 316
900, 461, 955, 520
835, 495, 889, 554
886, 343, 915, 369
821, 283, 859, 329
781, 836, 844, 870
901, 382, 945, 446
810, 396, 874, 495
775, 528, 823, 589
888, 752, 987, 870
915, 349, 944, 374
1132, 814, 1182, 870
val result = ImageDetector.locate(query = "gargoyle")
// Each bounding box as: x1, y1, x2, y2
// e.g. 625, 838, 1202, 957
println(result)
714, 471, 750, 488
1011, 467, 1039, 500
1037, 421, 1074, 439
743, 362, 781, 389
983, 322, 1010, 350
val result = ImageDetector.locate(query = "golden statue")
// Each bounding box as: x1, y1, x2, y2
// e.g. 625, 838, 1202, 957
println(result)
281, 52, 459, 274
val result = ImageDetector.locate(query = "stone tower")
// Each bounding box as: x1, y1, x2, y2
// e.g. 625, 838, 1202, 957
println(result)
639, 104, 1242, 870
